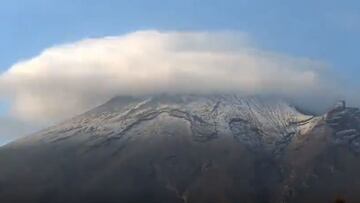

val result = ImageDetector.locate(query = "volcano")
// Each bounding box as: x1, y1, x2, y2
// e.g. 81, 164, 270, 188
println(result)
0, 94, 359, 203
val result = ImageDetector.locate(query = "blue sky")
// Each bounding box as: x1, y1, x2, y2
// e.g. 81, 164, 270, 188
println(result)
1, 0, 359, 73
0, 0, 359, 138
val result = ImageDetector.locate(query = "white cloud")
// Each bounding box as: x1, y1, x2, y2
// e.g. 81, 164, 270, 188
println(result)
0, 30, 339, 124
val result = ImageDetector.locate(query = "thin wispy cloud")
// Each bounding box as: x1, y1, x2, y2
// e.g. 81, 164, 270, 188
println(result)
0, 30, 342, 124
0, 117, 36, 145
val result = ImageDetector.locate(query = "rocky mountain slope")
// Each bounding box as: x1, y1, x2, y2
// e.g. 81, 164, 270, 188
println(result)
0, 95, 359, 203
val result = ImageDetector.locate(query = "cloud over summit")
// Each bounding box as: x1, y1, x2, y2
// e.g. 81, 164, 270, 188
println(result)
0, 30, 335, 124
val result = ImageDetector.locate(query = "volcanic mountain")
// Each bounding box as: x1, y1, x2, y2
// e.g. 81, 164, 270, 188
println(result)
0, 94, 359, 203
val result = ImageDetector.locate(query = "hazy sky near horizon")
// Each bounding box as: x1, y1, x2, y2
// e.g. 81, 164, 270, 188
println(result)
0, 0, 359, 144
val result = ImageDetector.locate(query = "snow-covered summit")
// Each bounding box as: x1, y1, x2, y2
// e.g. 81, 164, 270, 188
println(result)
15, 94, 316, 153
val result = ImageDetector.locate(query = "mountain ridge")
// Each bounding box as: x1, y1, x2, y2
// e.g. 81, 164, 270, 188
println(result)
9, 94, 315, 150
1, 94, 360, 203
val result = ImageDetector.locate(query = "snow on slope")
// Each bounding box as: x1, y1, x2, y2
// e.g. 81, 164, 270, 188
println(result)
12, 94, 317, 153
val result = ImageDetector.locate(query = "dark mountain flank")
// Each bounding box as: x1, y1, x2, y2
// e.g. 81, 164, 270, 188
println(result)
0, 95, 359, 203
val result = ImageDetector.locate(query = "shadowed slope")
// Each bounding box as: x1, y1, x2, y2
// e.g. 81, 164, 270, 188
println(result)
0, 95, 359, 203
